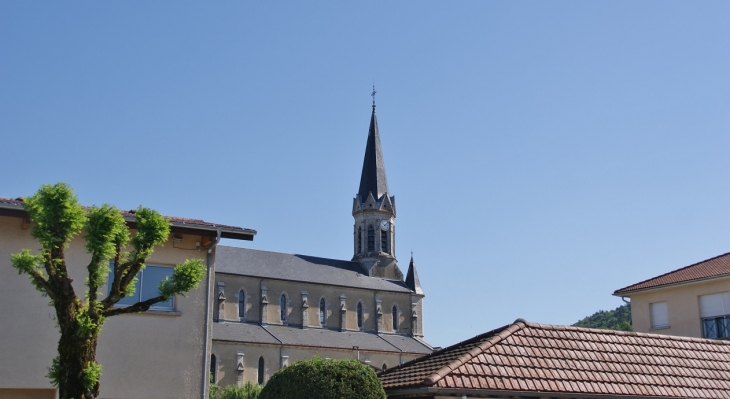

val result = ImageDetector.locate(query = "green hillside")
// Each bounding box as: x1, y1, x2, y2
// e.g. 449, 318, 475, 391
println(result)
572, 304, 632, 331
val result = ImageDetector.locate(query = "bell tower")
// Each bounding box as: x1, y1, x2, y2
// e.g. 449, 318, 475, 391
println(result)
352, 95, 403, 280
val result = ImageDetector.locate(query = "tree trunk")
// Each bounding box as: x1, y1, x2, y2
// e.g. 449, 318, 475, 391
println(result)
56, 325, 99, 399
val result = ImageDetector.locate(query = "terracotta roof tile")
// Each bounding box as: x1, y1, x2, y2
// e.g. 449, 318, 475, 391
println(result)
615, 252, 730, 294
380, 319, 730, 398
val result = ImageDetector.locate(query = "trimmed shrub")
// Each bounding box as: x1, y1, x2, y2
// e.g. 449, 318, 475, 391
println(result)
211, 382, 262, 399
259, 357, 386, 399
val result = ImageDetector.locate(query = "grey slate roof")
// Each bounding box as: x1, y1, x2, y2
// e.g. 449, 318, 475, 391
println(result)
357, 106, 390, 202
215, 246, 413, 293
213, 322, 432, 355
213, 322, 280, 345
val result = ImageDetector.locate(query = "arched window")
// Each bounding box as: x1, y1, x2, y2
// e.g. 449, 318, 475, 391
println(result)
382, 363, 388, 372
357, 302, 364, 330
210, 354, 217, 384
357, 227, 362, 253
367, 225, 375, 252
238, 290, 245, 320
280, 294, 287, 322
257, 356, 265, 384
381, 228, 388, 253
319, 298, 326, 325
392, 305, 398, 331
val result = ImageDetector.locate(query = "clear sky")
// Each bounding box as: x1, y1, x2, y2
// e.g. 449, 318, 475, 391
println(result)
2, 2, 729, 347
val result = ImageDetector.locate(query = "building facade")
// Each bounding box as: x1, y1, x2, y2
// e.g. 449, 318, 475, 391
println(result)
0, 197, 255, 399
614, 252, 730, 340
210, 103, 432, 387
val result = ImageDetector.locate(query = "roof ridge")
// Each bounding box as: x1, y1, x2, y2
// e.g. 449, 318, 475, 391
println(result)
422, 319, 527, 386
525, 320, 730, 346
614, 251, 730, 294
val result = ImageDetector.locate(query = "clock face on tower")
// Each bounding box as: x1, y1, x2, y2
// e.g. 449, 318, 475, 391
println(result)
379, 220, 390, 231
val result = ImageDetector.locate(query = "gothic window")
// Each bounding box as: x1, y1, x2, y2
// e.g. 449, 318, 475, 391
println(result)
382, 363, 388, 372
238, 290, 245, 320
357, 227, 362, 253
280, 294, 287, 322
257, 356, 265, 384
381, 229, 388, 253
210, 354, 217, 384
357, 301, 364, 330
367, 225, 375, 252
392, 305, 398, 331
319, 298, 326, 325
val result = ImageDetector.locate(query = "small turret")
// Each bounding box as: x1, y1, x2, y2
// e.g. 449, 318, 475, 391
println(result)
405, 253, 423, 295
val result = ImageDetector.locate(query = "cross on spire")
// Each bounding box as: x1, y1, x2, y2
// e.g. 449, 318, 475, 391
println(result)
371, 85, 377, 109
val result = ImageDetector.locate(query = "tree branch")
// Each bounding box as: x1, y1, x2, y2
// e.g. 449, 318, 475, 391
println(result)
27, 269, 56, 301
102, 295, 168, 317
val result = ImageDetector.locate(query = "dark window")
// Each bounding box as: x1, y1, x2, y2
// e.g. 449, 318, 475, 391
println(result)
107, 265, 174, 310
280, 294, 287, 322
210, 354, 217, 384
357, 302, 364, 329
703, 316, 730, 339
319, 298, 326, 325
257, 356, 265, 384
357, 227, 362, 253
238, 290, 245, 319
392, 305, 398, 331
381, 229, 388, 253
367, 225, 375, 252
382, 363, 387, 372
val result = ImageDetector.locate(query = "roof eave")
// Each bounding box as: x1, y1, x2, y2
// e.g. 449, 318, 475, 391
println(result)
0, 202, 256, 241
385, 386, 680, 399
613, 273, 730, 297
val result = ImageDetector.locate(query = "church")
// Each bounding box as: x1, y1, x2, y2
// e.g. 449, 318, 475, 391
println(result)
209, 101, 433, 387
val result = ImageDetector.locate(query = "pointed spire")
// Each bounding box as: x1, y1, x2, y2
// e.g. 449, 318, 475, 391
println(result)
405, 253, 423, 295
357, 95, 390, 202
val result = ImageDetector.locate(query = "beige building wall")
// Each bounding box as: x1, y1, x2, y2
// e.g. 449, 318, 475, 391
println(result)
627, 277, 730, 338
212, 341, 422, 388
214, 274, 415, 333
0, 214, 212, 399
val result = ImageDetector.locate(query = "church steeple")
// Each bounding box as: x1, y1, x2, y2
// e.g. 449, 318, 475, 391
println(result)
357, 97, 389, 203
352, 96, 401, 281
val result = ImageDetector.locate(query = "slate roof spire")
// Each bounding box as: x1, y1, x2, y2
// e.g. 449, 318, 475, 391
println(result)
405, 253, 423, 295
357, 92, 390, 202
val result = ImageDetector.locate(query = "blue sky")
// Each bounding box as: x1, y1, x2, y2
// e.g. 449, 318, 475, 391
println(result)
2, 2, 729, 347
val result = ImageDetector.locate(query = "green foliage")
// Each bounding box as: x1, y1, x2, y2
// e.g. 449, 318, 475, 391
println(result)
259, 358, 386, 399
82, 361, 102, 390
573, 304, 632, 331
159, 259, 206, 299
47, 356, 61, 387
130, 206, 170, 259
10, 249, 47, 293
84, 205, 128, 288
24, 183, 85, 250
210, 382, 262, 399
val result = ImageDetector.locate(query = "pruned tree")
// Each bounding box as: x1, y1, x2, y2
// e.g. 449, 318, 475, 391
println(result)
11, 183, 207, 399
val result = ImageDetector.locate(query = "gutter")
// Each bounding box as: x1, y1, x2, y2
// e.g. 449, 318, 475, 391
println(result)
201, 228, 222, 399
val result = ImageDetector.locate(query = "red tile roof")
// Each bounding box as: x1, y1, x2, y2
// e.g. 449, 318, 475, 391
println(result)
379, 319, 730, 398
614, 252, 730, 295
0, 196, 256, 239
